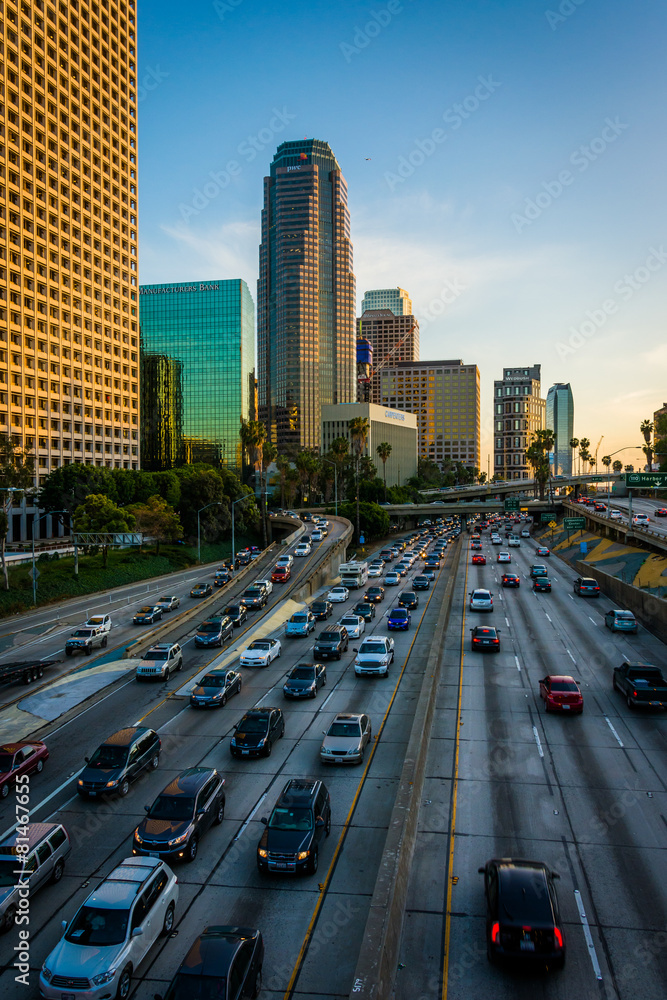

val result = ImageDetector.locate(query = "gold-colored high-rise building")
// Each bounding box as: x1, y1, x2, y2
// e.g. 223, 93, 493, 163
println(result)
1, 0, 139, 492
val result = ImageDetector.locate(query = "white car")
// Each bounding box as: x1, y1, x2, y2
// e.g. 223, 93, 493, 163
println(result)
239, 638, 282, 667
40, 856, 178, 1000
254, 578, 273, 595
295, 541, 312, 557
83, 613, 112, 633
497, 551, 511, 563
507, 536, 520, 547
276, 554, 294, 568
311, 530, 324, 541
520, 529, 531, 538
368, 565, 383, 578
354, 635, 395, 676
384, 572, 401, 586
470, 589, 494, 612
338, 614, 365, 638
328, 586, 349, 603
633, 513, 650, 526
490, 534, 502, 545
610, 510, 623, 521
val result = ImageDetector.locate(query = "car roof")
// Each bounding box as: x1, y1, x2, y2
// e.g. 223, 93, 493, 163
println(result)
279, 778, 320, 803
0, 821, 64, 851
101, 727, 150, 747
157, 767, 217, 797
90, 857, 163, 908
176, 927, 260, 979
545, 674, 576, 682
495, 860, 554, 922
146, 643, 176, 652
334, 713, 363, 722
0, 741, 43, 753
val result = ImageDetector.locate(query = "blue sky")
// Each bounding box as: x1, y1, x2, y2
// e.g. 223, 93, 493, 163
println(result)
137, 0, 667, 466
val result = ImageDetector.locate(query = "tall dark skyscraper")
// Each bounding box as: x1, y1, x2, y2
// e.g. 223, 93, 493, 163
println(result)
546, 382, 574, 475
257, 139, 356, 451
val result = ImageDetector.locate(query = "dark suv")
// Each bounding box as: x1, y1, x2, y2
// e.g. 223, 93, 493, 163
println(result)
230, 708, 285, 758
313, 625, 349, 660
133, 767, 225, 863
257, 778, 331, 876
242, 587, 267, 610
194, 616, 234, 648
78, 727, 161, 798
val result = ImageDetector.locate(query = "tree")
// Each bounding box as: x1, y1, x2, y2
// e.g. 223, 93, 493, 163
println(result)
37, 463, 115, 519
329, 437, 350, 501
130, 495, 183, 556
578, 438, 590, 477
624, 464, 634, 473
640, 419, 654, 470
349, 417, 369, 542
334, 501, 390, 542
376, 442, 392, 500
73, 494, 135, 569
275, 454, 291, 508
612, 460, 623, 473
239, 418, 255, 485
601, 455, 612, 479
261, 439, 277, 539
177, 469, 227, 541
526, 428, 555, 500
0, 435, 35, 590
478, 472, 487, 485
569, 438, 579, 475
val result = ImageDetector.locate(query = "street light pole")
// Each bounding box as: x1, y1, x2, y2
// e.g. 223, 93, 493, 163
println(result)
231, 494, 252, 567
319, 458, 338, 516
197, 502, 225, 565
603, 446, 643, 507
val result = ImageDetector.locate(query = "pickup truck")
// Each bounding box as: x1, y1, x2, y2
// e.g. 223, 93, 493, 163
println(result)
65, 627, 108, 656
613, 661, 667, 709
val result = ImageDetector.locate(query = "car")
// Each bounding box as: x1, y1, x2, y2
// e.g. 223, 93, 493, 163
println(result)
0, 822, 70, 932
295, 541, 312, 557
320, 713, 372, 764
231, 708, 285, 758
384, 571, 401, 585
479, 858, 565, 967
313, 625, 349, 660
633, 513, 650, 525
470, 540, 482, 550
40, 856, 179, 1000
194, 616, 234, 648
656, 507, 667, 517
311, 529, 324, 541
387, 607, 411, 631
213, 568, 232, 587
190, 583, 213, 598
137, 642, 184, 680
594, 502, 607, 512
0, 741, 49, 799
536, 546, 551, 557
539, 674, 583, 713
242, 586, 267, 610
133, 605, 163, 625
285, 610, 316, 638
338, 614, 365, 638
311, 599, 334, 621
354, 635, 395, 676
395, 563, 409, 577
605, 609, 638, 632
271, 564, 291, 583
276, 554, 294, 568
65, 626, 108, 655
225, 603, 248, 626
250, 545, 262, 558
328, 585, 349, 603
497, 551, 511, 563
155, 595, 181, 611
255, 577, 273, 595
156, 926, 264, 1000
413, 574, 430, 590
521, 528, 531, 538
610, 509, 624, 520
533, 577, 552, 593
257, 778, 331, 875
490, 534, 502, 545
530, 564, 549, 578
574, 576, 600, 597
472, 553, 486, 565
236, 549, 251, 566
368, 564, 383, 578
240, 638, 282, 667
501, 573, 520, 588
365, 586, 385, 603
422, 567, 436, 581
470, 589, 493, 612
398, 591, 418, 609
353, 601, 376, 622
83, 613, 112, 633
283, 662, 327, 699
78, 727, 161, 799
133, 767, 226, 863
470, 625, 501, 652
190, 668, 242, 708
507, 535, 520, 547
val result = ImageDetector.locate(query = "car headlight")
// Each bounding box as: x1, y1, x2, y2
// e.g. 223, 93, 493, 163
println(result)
349, 747, 359, 755
78, 779, 84, 786
92, 970, 117, 986
106, 779, 118, 788
297, 850, 310, 860
230, 737, 236, 746
168, 832, 190, 847
212, 692, 223, 700
258, 848, 268, 858
134, 832, 143, 844
258, 737, 267, 745
41, 965, 53, 983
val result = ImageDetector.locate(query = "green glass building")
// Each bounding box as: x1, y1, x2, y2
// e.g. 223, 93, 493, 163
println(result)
139, 280, 255, 470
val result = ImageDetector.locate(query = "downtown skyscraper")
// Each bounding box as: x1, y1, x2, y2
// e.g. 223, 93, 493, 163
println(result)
257, 139, 356, 452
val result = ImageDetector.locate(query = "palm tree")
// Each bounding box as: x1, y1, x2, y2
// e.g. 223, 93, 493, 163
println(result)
525, 428, 555, 499
601, 455, 611, 473
329, 437, 349, 501
578, 438, 590, 478
248, 421, 267, 545
262, 441, 278, 510
295, 451, 312, 505
612, 460, 623, 473
349, 417, 369, 541
239, 418, 255, 485
275, 454, 290, 509
640, 419, 654, 470
376, 442, 392, 500
569, 437, 579, 476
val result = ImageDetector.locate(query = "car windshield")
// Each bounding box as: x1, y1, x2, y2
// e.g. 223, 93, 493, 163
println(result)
200, 674, 226, 688
403, 594, 415, 601
360, 643, 386, 654
616, 612, 635, 620
0, 753, 14, 772
198, 623, 220, 633
476, 628, 497, 636
248, 642, 271, 650
355, 604, 372, 612
137, 607, 153, 614
226, 606, 241, 615
291, 614, 308, 623
238, 716, 269, 734
340, 618, 358, 626
87, 617, 105, 626
143, 649, 168, 660
318, 632, 339, 642
472, 592, 489, 599
164, 974, 228, 1000
328, 722, 361, 737
269, 806, 313, 831
550, 680, 579, 692
148, 795, 195, 821
312, 603, 327, 611
158, 597, 173, 603
88, 745, 128, 768
65, 905, 130, 946
71, 629, 93, 637
391, 611, 408, 618
290, 667, 315, 680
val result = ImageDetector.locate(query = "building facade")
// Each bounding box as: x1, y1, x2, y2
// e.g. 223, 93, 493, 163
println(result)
360, 287, 412, 316
257, 139, 356, 453
493, 365, 545, 479
139, 280, 255, 470
321, 402, 418, 486
546, 382, 574, 475
357, 309, 419, 403
376, 360, 480, 471
1, 0, 139, 541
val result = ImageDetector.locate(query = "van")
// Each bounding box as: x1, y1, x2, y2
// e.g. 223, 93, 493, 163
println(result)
0, 822, 71, 932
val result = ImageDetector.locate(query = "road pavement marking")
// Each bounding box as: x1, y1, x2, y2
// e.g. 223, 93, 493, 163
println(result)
566, 648, 576, 663
568, 594, 574, 600
532, 726, 544, 758
234, 792, 267, 841
588, 616, 597, 624
574, 888, 603, 980
515, 655, 521, 672
545, 613, 552, 622
320, 688, 336, 710
604, 716, 624, 748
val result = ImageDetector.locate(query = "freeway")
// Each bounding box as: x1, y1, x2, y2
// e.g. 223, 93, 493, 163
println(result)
0, 520, 456, 999
394, 524, 667, 999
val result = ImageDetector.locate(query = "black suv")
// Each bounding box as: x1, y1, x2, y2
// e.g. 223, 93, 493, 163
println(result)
133, 767, 225, 863
194, 616, 234, 648
353, 601, 376, 622
78, 727, 161, 798
231, 708, 285, 758
398, 591, 418, 609
257, 778, 331, 876
313, 625, 349, 660
157, 927, 264, 1000
311, 600, 333, 621
242, 587, 267, 610
225, 604, 248, 627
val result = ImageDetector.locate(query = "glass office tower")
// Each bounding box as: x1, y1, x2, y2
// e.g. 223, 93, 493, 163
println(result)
139, 280, 255, 470
546, 382, 574, 475
361, 287, 412, 316
257, 139, 356, 452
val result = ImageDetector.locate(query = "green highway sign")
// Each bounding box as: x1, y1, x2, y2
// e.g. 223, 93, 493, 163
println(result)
625, 472, 667, 488
564, 517, 586, 530
540, 512, 554, 523
504, 497, 519, 511
586, 475, 606, 482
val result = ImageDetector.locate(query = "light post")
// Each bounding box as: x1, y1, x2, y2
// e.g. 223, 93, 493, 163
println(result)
319, 458, 338, 516
231, 494, 253, 567
603, 446, 643, 511
197, 502, 225, 565
31, 509, 66, 606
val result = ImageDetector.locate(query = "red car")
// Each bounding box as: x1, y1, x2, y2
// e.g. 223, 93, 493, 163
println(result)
539, 675, 583, 714
0, 741, 49, 798
472, 553, 486, 565
501, 573, 520, 588
271, 565, 291, 583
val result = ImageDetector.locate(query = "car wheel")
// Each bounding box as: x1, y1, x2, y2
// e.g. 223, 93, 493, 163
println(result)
161, 902, 175, 936
214, 798, 225, 825
85, 647, 91, 655
116, 964, 132, 1000
336, 651, 341, 660
66, 650, 72, 656
51, 859, 65, 883
322, 675, 326, 686
309, 848, 319, 874
102, 636, 108, 648
280, 722, 285, 738
161, 668, 168, 681
149, 751, 160, 770
265, 741, 272, 757
118, 778, 130, 797
1, 784, 9, 800
220, 693, 227, 707
237, 678, 242, 693
35, 758, 44, 773
251, 966, 262, 1000
186, 835, 199, 863
325, 812, 331, 836
2, 905, 16, 933
627, 694, 635, 710
612, 676, 618, 691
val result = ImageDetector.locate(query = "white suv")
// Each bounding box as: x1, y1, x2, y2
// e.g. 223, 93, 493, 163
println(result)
136, 642, 183, 681
84, 614, 112, 633
40, 856, 178, 1000
470, 589, 494, 612
354, 635, 395, 676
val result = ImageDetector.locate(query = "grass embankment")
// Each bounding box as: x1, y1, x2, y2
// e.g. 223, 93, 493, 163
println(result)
0, 536, 256, 619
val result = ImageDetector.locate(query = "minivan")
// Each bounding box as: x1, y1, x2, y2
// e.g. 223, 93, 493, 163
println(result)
0, 823, 70, 932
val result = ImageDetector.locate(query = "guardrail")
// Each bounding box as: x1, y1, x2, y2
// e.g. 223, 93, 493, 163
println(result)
561, 501, 667, 554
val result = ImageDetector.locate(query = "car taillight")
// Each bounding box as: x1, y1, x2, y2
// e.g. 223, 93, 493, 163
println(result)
633, 690, 638, 698
491, 921, 500, 943
493, 639, 499, 644
554, 926, 563, 948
